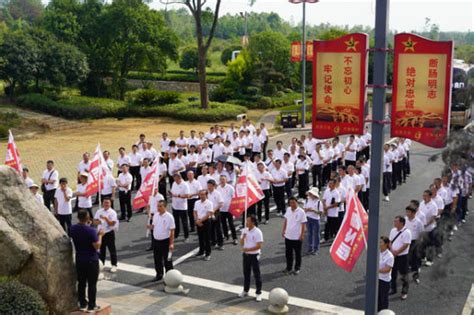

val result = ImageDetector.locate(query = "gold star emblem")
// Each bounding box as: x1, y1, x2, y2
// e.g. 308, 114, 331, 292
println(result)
402, 37, 417, 52
334, 126, 340, 135
345, 37, 359, 51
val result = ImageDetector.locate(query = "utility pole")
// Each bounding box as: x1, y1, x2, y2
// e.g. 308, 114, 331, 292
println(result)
301, 0, 307, 127
365, 0, 390, 314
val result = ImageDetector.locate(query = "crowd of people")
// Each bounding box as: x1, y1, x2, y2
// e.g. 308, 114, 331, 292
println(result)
18, 118, 472, 313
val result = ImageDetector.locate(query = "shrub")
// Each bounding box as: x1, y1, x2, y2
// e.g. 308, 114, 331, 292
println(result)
0, 280, 48, 314
209, 85, 235, 102
275, 91, 285, 97
262, 83, 278, 96
0, 125, 8, 138
127, 71, 225, 84
127, 89, 180, 106
259, 96, 273, 109
246, 86, 260, 96
283, 88, 293, 94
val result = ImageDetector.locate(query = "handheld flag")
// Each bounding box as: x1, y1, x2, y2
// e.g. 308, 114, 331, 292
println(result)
229, 173, 264, 218
329, 189, 368, 272
84, 144, 110, 197
5, 130, 22, 173
132, 160, 160, 210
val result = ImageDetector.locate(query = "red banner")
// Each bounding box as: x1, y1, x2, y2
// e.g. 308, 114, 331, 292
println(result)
229, 174, 264, 218
5, 130, 22, 173
391, 33, 453, 148
330, 189, 368, 272
132, 162, 159, 210
84, 144, 110, 197
312, 33, 368, 139
290, 41, 313, 62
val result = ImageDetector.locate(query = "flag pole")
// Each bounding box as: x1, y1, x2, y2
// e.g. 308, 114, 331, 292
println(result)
243, 162, 249, 229
98, 143, 102, 208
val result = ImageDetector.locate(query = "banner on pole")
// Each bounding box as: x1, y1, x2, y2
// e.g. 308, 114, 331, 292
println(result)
290, 41, 314, 62
84, 144, 110, 197
132, 161, 159, 210
312, 33, 369, 139
330, 189, 368, 272
229, 174, 264, 218
5, 130, 22, 173
391, 33, 453, 148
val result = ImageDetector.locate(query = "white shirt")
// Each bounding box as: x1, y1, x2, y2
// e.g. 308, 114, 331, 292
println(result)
340, 175, 353, 190
117, 172, 133, 192
383, 152, 392, 172
274, 148, 287, 161
101, 173, 117, 195
212, 143, 225, 160
34, 193, 44, 205
160, 138, 170, 152
149, 193, 164, 215
419, 200, 438, 232
284, 207, 307, 240
432, 195, 444, 211
42, 169, 59, 191
271, 168, 288, 187
194, 199, 214, 220
323, 188, 341, 217
379, 249, 394, 282
295, 159, 309, 175
140, 166, 152, 185
208, 190, 223, 211
389, 227, 412, 256
202, 147, 213, 163
260, 128, 268, 142
337, 185, 347, 213
24, 177, 34, 187
304, 198, 323, 220
241, 227, 264, 254
77, 183, 92, 208
187, 179, 202, 199
94, 208, 119, 234
197, 174, 212, 191
171, 181, 190, 210
217, 184, 234, 212
405, 216, 424, 240
54, 188, 73, 215
255, 170, 273, 190
128, 152, 142, 167
168, 158, 185, 176
176, 137, 188, 149
344, 142, 357, 161
104, 158, 114, 172
77, 161, 90, 173
152, 211, 175, 240
117, 155, 131, 168
252, 134, 262, 152
282, 161, 294, 176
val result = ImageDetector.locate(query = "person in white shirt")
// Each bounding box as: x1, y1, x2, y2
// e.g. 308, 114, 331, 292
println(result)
264, 149, 275, 172
42, 160, 59, 211
251, 129, 263, 159
259, 123, 269, 160
148, 200, 175, 281
322, 179, 341, 242
117, 164, 133, 221
128, 145, 143, 191
405, 206, 424, 284
168, 152, 186, 187
170, 174, 190, 242
139, 158, 152, 188
310, 143, 324, 190
282, 197, 307, 275
271, 160, 288, 216
321, 141, 333, 186
304, 187, 324, 254
391, 143, 402, 189
22, 167, 34, 188
344, 135, 357, 167
136, 133, 147, 152
382, 144, 393, 202
378, 236, 394, 312
77, 152, 91, 180
296, 154, 310, 199
101, 172, 117, 209
217, 175, 237, 244
194, 190, 214, 260
357, 157, 370, 210
212, 136, 225, 162
418, 189, 440, 266
94, 199, 119, 273
238, 215, 264, 302
256, 162, 273, 224
186, 171, 202, 233
103, 151, 114, 173
197, 165, 212, 190
145, 189, 165, 251
54, 177, 73, 235
116, 147, 131, 176
186, 145, 199, 174
389, 216, 412, 300
207, 180, 224, 249
29, 184, 44, 205
274, 141, 287, 161
160, 132, 171, 156
176, 130, 189, 155
75, 173, 93, 218
282, 153, 295, 200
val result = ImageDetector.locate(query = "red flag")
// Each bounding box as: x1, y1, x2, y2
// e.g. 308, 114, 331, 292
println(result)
5, 130, 22, 173
330, 189, 368, 272
84, 144, 110, 197
229, 173, 264, 218
132, 161, 159, 210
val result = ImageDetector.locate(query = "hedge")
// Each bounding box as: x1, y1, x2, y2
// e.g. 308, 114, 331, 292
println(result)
126, 89, 180, 106
0, 280, 48, 314
0, 112, 20, 138
128, 71, 225, 84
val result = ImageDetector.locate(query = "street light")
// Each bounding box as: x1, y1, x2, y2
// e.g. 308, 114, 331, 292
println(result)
240, 12, 249, 46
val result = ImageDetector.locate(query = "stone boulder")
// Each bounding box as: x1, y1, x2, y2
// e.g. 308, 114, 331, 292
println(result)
0, 166, 77, 314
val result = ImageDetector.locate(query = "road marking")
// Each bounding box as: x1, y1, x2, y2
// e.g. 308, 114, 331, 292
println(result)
462, 283, 474, 315
269, 132, 288, 140
117, 262, 363, 315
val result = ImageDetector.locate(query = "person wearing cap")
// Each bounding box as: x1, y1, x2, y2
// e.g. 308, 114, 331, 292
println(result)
238, 215, 264, 302
303, 187, 324, 255
282, 197, 307, 275
75, 172, 93, 219
296, 154, 310, 199
93, 198, 119, 273
42, 160, 59, 211
117, 164, 133, 222
22, 167, 34, 188
54, 177, 73, 235
256, 162, 273, 224
194, 190, 214, 260
29, 183, 44, 205
378, 236, 394, 312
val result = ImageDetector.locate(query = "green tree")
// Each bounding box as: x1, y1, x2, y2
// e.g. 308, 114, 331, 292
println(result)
221, 45, 242, 65
179, 47, 210, 73
0, 0, 43, 24
42, 0, 81, 43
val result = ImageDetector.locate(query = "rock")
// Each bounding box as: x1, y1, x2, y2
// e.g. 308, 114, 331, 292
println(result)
0, 166, 77, 314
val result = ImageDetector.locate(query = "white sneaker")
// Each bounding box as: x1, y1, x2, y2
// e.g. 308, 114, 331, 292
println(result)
256, 294, 262, 302
238, 291, 248, 298
98, 273, 105, 280
449, 231, 454, 236
437, 253, 443, 258
453, 225, 458, 231
425, 261, 433, 267
110, 266, 117, 273
384, 196, 390, 202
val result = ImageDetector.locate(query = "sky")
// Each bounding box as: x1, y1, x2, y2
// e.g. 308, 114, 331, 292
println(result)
151, 0, 474, 32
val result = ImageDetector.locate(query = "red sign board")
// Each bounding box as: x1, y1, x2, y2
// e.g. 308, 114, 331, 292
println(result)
291, 41, 314, 62
391, 33, 453, 148
312, 33, 368, 139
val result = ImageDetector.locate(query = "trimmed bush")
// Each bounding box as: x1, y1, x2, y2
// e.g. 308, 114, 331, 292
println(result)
126, 89, 180, 106
246, 86, 260, 96
0, 280, 48, 314
259, 96, 273, 109
262, 83, 278, 96
128, 71, 225, 84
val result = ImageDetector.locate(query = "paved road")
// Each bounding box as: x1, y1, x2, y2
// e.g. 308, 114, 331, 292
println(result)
79, 132, 473, 314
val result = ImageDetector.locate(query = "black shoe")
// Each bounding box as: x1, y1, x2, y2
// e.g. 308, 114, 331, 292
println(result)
293, 270, 300, 275
195, 251, 204, 257
126, 218, 131, 222
87, 306, 101, 313
119, 217, 126, 221
152, 275, 163, 282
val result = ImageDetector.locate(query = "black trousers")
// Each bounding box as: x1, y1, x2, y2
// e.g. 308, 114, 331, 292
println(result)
187, 199, 197, 232
153, 238, 173, 278
382, 172, 391, 196
159, 179, 167, 202
285, 180, 293, 200
401, 157, 407, 182
221, 212, 237, 240
408, 240, 421, 277
211, 213, 224, 246
129, 166, 141, 191
378, 279, 390, 311
243, 253, 262, 294
322, 164, 331, 187
406, 151, 411, 175
57, 214, 72, 235
298, 172, 309, 199
311, 165, 323, 190
391, 254, 409, 294
262, 141, 268, 160
391, 164, 398, 190
197, 220, 211, 256
325, 216, 339, 240
345, 160, 356, 167
173, 209, 189, 239
76, 260, 99, 309
285, 238, 302, 271
257, 189, 271, 222
119, 191, 132, 219
100, 231, 118, 266
43, 189, 56, 211
273, 185, 286, 215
